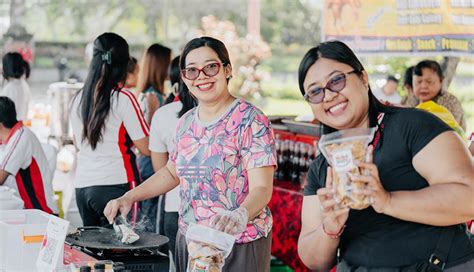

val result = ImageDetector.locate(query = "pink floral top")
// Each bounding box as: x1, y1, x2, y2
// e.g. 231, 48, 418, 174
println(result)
170, 98, 277, 243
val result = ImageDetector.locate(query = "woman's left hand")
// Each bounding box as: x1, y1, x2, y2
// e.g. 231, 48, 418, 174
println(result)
351, 145, 392, 213
209, 207, 249, 235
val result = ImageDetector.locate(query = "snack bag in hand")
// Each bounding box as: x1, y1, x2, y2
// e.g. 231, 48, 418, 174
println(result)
319, 127, 376, 210
186, 224, 235, 272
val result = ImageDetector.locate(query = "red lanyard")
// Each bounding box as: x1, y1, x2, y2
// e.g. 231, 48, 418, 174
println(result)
372, 113, 385, 148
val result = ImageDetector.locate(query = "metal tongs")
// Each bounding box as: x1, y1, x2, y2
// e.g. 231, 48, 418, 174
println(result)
113, 215, 140, 244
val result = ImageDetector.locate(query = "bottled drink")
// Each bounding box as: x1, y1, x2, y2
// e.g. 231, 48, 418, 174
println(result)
277, 141, 288, 180
94, 263, 106, 272
298, 144, 308, 182
290, 142, 301, 183
79, 266, 91, 272
274, 139, 282, 179
282, 141, 291, 180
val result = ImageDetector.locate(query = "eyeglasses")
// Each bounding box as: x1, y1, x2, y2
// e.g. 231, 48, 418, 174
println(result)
304, 70, 357, 104
181, 62, 222, 80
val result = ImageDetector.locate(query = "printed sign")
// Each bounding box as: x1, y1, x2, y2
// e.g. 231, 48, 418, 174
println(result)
322, 0, 474, 55
36, 215, 70, 270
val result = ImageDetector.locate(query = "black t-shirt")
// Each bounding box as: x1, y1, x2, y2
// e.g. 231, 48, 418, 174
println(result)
304, 108, 474, 268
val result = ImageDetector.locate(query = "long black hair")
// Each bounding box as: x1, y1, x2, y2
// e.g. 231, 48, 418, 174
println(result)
127, 56, 138, 74
179, 36, 232, 84
0, 96, 18, 128
164, 56, 180, 105
137, 43, 171, 95
78, 32, 130, 150
403, 66, 414, 89
2, 52, 30, 80
298, 40, 395, 136
164, 55, 197, 117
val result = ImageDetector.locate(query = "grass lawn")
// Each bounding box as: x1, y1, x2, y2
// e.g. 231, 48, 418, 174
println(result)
256, 97, 312, 117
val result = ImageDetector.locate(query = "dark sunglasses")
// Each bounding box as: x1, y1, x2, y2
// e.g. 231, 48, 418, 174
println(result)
304, 70, 357, 104
181, 62, 222, 80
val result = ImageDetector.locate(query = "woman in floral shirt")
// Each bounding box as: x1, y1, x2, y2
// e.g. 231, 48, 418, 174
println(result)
412, 60, 466, 130
105, 37, 277, 272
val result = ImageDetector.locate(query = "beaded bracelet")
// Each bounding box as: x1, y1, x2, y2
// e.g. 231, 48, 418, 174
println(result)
322, 224, 346, 239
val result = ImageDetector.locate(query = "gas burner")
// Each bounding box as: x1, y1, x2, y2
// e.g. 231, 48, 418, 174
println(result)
64, 242, 169, 272
65, 227, 169, 271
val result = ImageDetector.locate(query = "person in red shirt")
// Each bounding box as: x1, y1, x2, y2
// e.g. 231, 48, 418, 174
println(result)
0, 96, 58, 214
70, 33, 150, 226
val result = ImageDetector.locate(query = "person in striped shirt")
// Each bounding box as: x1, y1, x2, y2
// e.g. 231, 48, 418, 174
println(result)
70, 33, 150, 226
0, 96, 58, 214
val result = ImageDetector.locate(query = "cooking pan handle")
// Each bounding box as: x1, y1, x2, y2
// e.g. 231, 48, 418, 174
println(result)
77, 226, 103, 231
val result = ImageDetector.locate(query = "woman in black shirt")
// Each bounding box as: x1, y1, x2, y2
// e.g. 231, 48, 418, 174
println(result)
297, 41, 474, 271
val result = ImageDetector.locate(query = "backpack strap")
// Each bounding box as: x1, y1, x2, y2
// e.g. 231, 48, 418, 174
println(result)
428, 227, 456, 271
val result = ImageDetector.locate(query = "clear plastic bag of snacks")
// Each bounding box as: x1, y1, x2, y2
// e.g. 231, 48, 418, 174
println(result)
318, 127, 377, 210
186, 224, 236, 272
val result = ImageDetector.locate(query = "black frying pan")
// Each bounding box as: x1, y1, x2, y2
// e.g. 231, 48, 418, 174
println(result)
66, 226, 169, 250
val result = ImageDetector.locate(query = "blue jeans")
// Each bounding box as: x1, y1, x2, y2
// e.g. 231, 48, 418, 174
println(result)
137, 155, 154, 182
137, 155, 158, 232
137, 155, 169, 237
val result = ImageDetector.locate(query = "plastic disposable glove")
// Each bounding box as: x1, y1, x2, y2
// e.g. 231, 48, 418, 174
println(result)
209, 207, 249, 235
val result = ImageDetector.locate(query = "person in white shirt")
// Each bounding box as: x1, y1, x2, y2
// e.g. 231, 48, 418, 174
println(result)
135, 45, 172, 228
1, 52, 31, 121
373, 75, 402, 105
149, 56, 196, 266
0, 96, 58, 214
70, 32, 150, 226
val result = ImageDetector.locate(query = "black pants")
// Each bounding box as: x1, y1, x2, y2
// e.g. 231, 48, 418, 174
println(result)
164, 211, 179, 256
336, 258, 474, 272
76, 184, 129, 226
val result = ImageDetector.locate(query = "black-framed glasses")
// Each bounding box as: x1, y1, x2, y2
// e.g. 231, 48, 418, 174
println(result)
304, 70, 357, 104
181, 62, 222, 80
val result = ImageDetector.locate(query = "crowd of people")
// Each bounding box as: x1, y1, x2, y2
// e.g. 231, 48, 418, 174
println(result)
0, 32, 473, 272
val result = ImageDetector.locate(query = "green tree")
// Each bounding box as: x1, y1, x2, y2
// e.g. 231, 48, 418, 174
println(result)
261, 0, 321, 46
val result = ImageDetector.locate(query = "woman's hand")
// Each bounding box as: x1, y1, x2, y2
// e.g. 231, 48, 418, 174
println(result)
317, 166, 350, 234
351, 145, 392, 213
209, 207, 249, 235
103, 194, 134, 224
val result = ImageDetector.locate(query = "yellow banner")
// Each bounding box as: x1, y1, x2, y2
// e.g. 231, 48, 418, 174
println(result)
323, 0, 474, 54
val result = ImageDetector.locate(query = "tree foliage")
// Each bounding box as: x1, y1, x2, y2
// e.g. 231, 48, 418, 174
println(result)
261, 0, 321, 46
15, 0, 321, 45
199, 15, 271, 99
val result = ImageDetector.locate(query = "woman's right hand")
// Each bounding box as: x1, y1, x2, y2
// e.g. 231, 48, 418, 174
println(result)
103, 194, 134, 224
317, 166, 350, 234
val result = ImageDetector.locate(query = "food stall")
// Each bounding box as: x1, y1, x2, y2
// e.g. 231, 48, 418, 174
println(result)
0, 207, 170, 271
269, 117, 321, 272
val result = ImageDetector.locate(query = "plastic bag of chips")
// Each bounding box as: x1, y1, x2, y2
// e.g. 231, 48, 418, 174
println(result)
319, 127, 376, 210
186, 224, 235, 272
